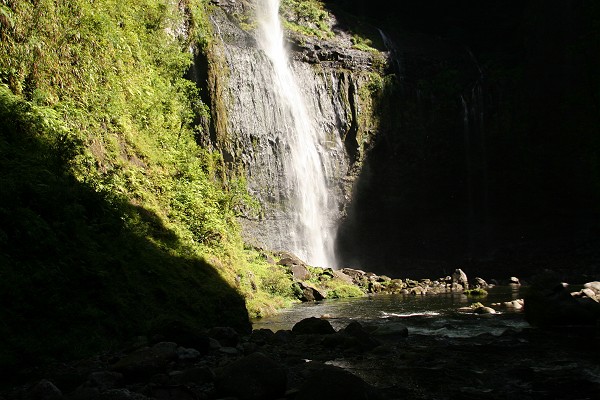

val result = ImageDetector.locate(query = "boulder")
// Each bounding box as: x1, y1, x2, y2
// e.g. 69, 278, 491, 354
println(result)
584, 281, 600, 293
410, 286, 426, 295
340, 268, 366, 284
295, 364, 383, 400
214, 352, 287, 400
111, 342, 178, 380
208, 326, 239, 347
28, 379, 62, 400
292, 317, 336, 335
473, 277, 489, 288
525, 277, 600, 327
474, 306, 497, 314
249, 328, 276, 345
276, 251, 306, 267
297, 281, 326, 301
332, 270, 354, 285
492, 299, 524, 310
452, 269, 469, 289
333, 321, 380, 350
149, 320, 210, 353
176, 347, 200, 361
369, 281, 383, 293
290, 264, 311, 281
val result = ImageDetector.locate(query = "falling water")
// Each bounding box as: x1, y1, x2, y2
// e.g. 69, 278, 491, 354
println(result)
255, 0, 336, 268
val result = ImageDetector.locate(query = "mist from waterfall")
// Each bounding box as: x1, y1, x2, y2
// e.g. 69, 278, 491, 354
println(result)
255, 0, 336, 268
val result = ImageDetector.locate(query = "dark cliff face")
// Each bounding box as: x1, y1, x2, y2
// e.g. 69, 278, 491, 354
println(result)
203, 1, 600, 279
333, 0, 600, 279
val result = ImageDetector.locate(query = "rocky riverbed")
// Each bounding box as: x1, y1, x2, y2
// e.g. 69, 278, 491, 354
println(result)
3, 299, 599, 399
3, 266, 600, 400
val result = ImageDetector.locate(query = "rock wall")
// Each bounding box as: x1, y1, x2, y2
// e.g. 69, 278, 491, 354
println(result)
201, 4, 381, 255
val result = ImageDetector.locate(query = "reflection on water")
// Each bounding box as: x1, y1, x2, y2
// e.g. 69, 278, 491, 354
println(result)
252, 285, 528, 337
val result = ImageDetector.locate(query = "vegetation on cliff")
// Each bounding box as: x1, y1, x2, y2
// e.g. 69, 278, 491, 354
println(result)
0, 0, 251, 368
0, 0, 381, 370
0, 0, 298, 370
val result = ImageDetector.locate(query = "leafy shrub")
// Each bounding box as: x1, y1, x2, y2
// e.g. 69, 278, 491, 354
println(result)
327, 284, 365, 299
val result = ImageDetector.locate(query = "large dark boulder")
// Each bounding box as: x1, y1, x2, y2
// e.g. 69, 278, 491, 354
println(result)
524, 273, 600, 328
297, 282, 327, 302
295, 364, 383, 400
292, 317, 336, 335
111, 342, 178, 381
149, 320, 210, 353
214, 352, 287, 400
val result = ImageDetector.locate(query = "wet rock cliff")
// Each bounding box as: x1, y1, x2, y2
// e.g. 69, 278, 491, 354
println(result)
194, 2, 383, 257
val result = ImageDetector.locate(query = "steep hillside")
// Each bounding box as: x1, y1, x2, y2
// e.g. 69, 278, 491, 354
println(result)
0, 0, 287, 370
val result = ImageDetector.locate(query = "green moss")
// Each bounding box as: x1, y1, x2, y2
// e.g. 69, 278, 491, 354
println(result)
464, 288, 489, 297
327, 284, 365, 299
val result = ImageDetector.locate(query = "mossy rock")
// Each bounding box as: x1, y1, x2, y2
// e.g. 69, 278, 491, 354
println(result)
464, 288, 488, 297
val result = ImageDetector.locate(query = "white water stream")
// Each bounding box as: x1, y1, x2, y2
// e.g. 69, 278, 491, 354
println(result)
255, 0, 337, 268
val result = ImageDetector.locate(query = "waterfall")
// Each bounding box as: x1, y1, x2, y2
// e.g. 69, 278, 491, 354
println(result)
255, 0, 337, 268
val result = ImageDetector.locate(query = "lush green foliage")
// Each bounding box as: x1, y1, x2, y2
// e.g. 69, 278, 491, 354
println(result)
0, 0, 285, 369
0, 0, 387, 371
281, 0, 334, 38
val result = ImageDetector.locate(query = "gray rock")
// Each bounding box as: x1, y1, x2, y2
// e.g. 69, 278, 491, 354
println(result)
410, 286, 426, 295
28, 379, 62, 400
214, 352, 287, 400
276, 251, 306, 267
297, 281, 326, 301
340, 268, 366, 284
475, 306, 497, 314
452, 269, 469, 289
176, 347, 200, 360
584, 281, 600, 293
369, 281, 384, 293
290, 264, 311, 281
473, 277, 489, 288
332, 270, 354, 285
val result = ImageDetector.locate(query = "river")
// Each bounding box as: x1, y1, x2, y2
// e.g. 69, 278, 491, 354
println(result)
252, 285, 528, 337
251, 285, 600, 399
